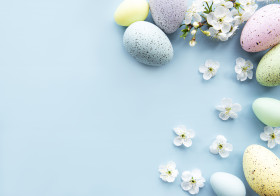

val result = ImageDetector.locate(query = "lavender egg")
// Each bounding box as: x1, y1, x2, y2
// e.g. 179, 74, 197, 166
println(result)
149, 0, 188, 34
240, 4, 280, 52
123, 21, 173, 66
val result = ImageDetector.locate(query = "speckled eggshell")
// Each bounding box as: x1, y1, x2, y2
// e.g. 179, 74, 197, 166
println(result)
210, 172, 246, 196
240, 4, 280, 52
252, 97, 280, 127
256, 43, 280, 86
123, 21, 173, 66
243, 145, 280, 196
149, 0, 188, 34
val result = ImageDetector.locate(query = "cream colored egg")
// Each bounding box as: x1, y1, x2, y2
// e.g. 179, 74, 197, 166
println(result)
114, 0, 149, 26
243, 145, 280, 196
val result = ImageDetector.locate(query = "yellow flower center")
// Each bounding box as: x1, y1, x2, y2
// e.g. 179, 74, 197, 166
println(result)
181, 134, 186, 139
271, 133, 275, 139
218, 144, 223, 149
225, 107, 231, 114
167, 170, 172, 175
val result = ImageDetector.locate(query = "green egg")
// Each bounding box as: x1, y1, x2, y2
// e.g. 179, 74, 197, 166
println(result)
256, 43, 280, 87
252, 97, 280, 127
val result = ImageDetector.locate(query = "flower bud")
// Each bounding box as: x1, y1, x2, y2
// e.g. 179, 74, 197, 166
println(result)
191, 29, 197, 35
189, 40, 196, 47
193, 22, 199, 28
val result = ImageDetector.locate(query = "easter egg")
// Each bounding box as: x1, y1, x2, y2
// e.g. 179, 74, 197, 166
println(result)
240, 4, 280, 52
123, 21, 173, 66
243, 145, 280, 196
252, 97, 280, 127
149, 0, 188, 34
210, 172, 246, 196
114, 0, 149, 26
256, 43, 280, 87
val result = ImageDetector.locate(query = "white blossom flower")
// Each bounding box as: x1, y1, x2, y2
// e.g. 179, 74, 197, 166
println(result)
173, 125, 195, 147
184, 1, 204, 25
209, 27, 229, 41
181, 169, 205, 194
216, 98, 242, 120
260, 126, 280, 149
209, 135, 233, 158
207, 6, 233, 33
213, 0, 233, 8
199, 59, 220, 80
189, 40, 197, 47
235, 57, 254, 81
159, 161, 179, 182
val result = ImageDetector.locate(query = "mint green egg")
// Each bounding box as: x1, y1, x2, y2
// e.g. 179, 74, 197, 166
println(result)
252, 98, 280, 127
256, 44, 280, 87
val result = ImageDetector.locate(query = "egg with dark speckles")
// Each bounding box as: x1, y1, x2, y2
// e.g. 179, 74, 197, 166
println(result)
256, 43, 280, 87
149, 0, 188, 34
243, 145, 280, 196
123, 21, 173, 66
240, 4, 280, 52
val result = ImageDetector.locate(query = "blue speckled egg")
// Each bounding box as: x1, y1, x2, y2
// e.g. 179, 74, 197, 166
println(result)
149, 0, 188, 34
123, 21, 173, 66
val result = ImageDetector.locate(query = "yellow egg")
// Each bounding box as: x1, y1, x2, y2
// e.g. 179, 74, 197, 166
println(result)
114, 0, 149, 26
243, 145, 280, 196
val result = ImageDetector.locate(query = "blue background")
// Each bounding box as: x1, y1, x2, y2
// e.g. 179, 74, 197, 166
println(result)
0, 0, 279, 195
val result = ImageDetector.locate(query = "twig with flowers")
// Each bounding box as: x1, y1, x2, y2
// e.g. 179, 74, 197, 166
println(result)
180, 0, 258, 46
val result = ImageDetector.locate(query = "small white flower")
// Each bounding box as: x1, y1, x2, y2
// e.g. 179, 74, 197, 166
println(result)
260, 126, 280, 149
181, 169, 205, 195
216, 98, 242, 120
235, 57, 254, 81
208, 27, 229, 41
207, 6, 233, 33
199, 59, 220, 80
184, 1, 204, 25
189, 40, 197, 47
209, 135, 233, 158
173, 125, 195, 147
159, 161, 179, 183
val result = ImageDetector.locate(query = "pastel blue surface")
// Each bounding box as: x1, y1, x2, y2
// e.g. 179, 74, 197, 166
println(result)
0, 1, 279, 196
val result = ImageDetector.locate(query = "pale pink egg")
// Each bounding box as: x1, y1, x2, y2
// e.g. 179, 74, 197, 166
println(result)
240, 4, 280, 52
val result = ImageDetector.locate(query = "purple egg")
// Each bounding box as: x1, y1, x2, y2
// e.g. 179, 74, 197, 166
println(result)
149, 0, 188, 34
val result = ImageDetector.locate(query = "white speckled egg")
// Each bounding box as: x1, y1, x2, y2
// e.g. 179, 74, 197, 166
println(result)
123, 21, 173, 66
210, 172, 246, 196
149, 0, 188, 34
240, 4, 280, 52
243, 145, 280, 196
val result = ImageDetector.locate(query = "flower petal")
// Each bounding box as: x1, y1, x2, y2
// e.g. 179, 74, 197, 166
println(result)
189, 186, 200, 194
183, 138, 192, 147
173, 125, 186, 135
181, 171, 192, 181
199, 65, 207, 73
229, 111, 238, 119
174, 136, 183, 146
247, 70, 253, 79
216, 135, 227, 143
232, 103, 242, 112
219, 149, 230, 158
260, 132, 270, 141
181, 181, 192, 191
167, 161, 176, 170
221, 98, 232, 107
268, 139, 276, 149
203, 71, 213, 80
192, 169, 202, 179
216, 105, 225, 112
219, 112, 230, 120
236, 57, 245, 66
186, 129, 195, 138
224, 143, 233, 151
209, 144, 219, 154
264, 126, 274, 135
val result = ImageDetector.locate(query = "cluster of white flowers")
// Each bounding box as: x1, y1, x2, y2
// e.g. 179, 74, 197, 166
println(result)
159, 161, 206, 194
199, 58, 254, 81
260, 126, 280, 149
181, 0, 258, 46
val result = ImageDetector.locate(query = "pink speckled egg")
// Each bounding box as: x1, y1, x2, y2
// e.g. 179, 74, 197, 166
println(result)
240, 4, 280, 52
